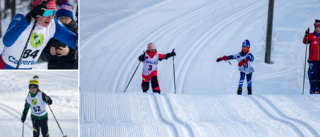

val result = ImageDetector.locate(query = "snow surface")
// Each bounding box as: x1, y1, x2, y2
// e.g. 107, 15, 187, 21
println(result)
0, 71, 78, 136
79, 0, 320, 136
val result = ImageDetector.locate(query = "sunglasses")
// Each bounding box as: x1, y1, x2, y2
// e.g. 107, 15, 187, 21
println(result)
43, 10, 56, 17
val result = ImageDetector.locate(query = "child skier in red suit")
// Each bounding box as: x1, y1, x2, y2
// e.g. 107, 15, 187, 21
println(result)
138, 42, 176, 94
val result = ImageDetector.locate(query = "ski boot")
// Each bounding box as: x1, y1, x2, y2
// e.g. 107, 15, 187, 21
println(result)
237, 87, 242, 95
247, 87, 252, 95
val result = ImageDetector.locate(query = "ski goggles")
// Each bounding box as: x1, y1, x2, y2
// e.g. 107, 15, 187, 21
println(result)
43, 10, 56, 17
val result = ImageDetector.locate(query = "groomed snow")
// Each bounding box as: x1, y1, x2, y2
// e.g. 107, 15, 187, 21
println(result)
79, 0, 320, 136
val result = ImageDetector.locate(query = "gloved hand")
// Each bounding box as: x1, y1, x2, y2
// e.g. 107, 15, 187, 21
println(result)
305, 28, 309, 36
216, 56, 227, 62
238, 59, 248, 67
21, 114, 26, 123
31, 1, 47, 18
171, 50, 176, 56
138, 52, 145, 61
45, 95, 52, 105
165, 50, 176, 59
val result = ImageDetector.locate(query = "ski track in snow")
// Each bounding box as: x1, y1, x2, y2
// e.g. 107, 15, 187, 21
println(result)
254, 95, 319, 137
177, 0, 267, 93
248, 96, 304, 137
149, 94, 178, 137
0, 103, 33, 129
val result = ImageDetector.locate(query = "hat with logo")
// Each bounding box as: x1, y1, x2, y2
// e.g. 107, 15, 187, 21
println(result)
314, 19, 320, 28
32, 0, 57, 10
147, 42, 156, 50
57, 2, 73, 20
29, 79, 39, 88
242, 39, 250, 48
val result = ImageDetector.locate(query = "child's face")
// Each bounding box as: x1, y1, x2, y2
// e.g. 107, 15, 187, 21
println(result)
29, 87, 37, 94
242, 46, 249, 52
315, 27, 320, 33
37, 15, 54, 28
149, 49, 156, 52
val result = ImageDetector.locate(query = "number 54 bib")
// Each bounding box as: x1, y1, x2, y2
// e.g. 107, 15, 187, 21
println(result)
142, 53, 159, 76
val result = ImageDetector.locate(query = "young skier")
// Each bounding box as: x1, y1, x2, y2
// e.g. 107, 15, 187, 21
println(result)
303, 19, 320, 94
21, 78, 53, 137
0, 0, 77, 69
138, 42, 176, 94
216, 39, 254, 95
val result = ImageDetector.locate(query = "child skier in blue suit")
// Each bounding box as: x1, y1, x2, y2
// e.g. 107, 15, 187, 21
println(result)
216, 40, 254, 95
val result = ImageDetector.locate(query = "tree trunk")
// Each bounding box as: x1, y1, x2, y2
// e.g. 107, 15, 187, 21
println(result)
11, 0, 16, 20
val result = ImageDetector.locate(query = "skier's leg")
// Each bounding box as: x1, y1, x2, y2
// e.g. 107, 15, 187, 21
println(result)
32, 118, 40, 137
151, 76, 160, 94
316, 61, 320, 93
141, 75, 150, 93
309, 62, 317, 93
308, 69, 313, 94
238, 72, 246, 95
40, 117, 49, 137
246, 73, 252, 95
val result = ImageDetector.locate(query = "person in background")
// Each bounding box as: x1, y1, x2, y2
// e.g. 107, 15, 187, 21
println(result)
303, 19, 320, 94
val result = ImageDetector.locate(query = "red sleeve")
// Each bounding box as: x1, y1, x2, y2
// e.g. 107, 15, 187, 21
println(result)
159, 54, 166, 59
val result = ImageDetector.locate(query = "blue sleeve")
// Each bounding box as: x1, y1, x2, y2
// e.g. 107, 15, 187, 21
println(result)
3, 14, 30, 47
226, 55, 235, 60
52, 18, 77, 49
246, 53, 254, 62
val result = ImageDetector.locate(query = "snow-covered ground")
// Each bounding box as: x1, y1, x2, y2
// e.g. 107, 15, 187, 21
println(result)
80, 0, 320, 136
0, 71, 78, 136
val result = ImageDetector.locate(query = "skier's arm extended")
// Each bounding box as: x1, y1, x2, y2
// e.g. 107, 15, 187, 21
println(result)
216, 55, 235, 62
21, 101, 30, 123
159, 51, 176, 61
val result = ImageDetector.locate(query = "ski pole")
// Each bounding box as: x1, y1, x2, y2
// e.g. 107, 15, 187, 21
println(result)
16, 21, 37, 69
302, 31, 309, 95
124, 61, 141, 93
22, 123, 24, 137
48, 104, 66, 137
172, 49, 177, 94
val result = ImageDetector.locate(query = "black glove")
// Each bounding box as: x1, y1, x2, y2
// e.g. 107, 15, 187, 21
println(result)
305, 28, 309, 36
45, 96, 52, 105
21, 114, 26, 123
165, 51, 176, 59
138, 53, 145, 61
26, 1, 47, 22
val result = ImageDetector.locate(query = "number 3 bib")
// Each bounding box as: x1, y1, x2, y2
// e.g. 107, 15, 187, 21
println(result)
142, 53, 159, 76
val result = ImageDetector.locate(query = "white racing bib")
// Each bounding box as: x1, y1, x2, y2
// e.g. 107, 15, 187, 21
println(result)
142, 53, 159, 76
26, 92, 47, 117
234, 52, 254, 74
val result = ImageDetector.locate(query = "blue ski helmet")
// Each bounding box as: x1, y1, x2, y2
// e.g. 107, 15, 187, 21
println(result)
242, 39, 250, 48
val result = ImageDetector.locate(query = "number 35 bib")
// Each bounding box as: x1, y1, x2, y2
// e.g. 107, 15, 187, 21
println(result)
142, 53, 159, 76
